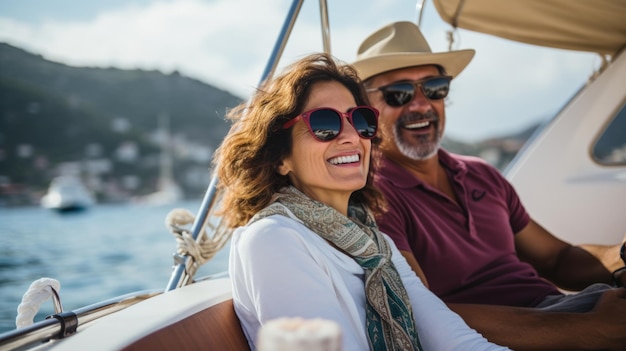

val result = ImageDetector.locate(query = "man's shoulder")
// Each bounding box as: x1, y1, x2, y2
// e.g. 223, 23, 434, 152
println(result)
445, 150, 491, 166
444, 150, 502, 176
375, 156, 417, 187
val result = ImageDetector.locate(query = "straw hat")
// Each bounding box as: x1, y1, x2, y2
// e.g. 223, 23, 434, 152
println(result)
352, 21, 475, 81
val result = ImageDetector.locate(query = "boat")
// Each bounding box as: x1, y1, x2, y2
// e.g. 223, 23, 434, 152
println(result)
132, 177, 183, 206
40, 176, 95, 213
132, 114, 184, 206
1, 0, 624, 349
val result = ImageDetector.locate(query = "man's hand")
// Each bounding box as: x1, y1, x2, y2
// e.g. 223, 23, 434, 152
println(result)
613, 267, 626, 287
589, 288, 626, 350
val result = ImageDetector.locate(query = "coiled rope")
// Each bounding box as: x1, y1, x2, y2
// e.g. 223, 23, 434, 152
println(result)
165, 207, 233, 280
16, 278, 61, 328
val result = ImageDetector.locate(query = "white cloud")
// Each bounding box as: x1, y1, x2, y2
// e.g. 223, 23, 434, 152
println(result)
442, 29, 598, 140
0, 0, 600, 141
1, 0, 289, 97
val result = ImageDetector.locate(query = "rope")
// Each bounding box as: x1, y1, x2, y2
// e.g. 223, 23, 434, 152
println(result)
165, 208, 233, 279
445, 0, 464, 52
16, 278, 61, 328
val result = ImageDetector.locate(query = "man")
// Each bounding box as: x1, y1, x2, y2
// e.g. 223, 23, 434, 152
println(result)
352, 21, 626, 350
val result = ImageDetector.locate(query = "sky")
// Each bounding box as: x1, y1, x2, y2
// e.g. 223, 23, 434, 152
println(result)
0, 0, 601, 142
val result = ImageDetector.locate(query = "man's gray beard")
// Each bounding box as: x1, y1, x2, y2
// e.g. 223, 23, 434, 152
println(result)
395, 131, 441, 160
393, 115, 442, 161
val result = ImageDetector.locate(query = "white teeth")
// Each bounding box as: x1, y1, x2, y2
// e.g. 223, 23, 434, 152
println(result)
405, 121, 430, 129
329, 154, 359, 165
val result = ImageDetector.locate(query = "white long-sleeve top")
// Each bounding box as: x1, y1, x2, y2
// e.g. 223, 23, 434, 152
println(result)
229, 214, 510, 351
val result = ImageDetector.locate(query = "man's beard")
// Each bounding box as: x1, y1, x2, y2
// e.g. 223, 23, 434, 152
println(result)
393, 110, 442, 161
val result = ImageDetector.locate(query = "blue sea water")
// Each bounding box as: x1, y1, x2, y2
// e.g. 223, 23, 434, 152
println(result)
0, 200, 230, 334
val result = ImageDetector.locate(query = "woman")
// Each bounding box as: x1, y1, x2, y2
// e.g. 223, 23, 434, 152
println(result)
213, 53, 508, 351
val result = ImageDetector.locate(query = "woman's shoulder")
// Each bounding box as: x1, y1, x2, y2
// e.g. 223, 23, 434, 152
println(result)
231, 214, 349, 270
235, 213, 299, 236
232, 214, 314, 249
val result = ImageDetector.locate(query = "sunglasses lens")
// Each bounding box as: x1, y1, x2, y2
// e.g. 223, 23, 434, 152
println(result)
308, 109, 342, 141
380, 77, 451, 107
422, 77, 450, 100
382, 83, 415, 107
351, 107, 378, 138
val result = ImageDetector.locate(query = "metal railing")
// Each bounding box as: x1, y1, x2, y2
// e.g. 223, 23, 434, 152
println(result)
0, 289, 161, 350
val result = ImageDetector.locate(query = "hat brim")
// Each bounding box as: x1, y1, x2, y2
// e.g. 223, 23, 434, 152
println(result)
352, 49, 475, 82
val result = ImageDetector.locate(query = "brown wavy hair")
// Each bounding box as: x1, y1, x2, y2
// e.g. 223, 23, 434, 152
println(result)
213, 53, 385, 228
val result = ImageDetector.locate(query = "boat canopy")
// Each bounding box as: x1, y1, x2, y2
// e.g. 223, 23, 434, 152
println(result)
432, 0, 626, 56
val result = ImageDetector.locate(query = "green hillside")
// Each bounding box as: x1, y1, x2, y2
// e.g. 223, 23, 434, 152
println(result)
0, 42, 243, 205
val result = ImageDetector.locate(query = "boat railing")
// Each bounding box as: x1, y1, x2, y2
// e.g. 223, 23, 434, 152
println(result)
0, 289, 161, 351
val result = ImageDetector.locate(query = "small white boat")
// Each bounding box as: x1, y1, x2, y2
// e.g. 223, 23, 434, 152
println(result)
133, 114, 183, 206
40, 176, 95, 213
132, 178, 183, 206
2, 0, 624, 350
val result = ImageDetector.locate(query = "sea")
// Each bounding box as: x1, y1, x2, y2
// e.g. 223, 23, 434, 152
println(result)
0, 200, 230, 334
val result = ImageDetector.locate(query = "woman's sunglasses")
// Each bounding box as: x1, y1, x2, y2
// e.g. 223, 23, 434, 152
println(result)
283, 106, 379, 142
367, 76, 452, 107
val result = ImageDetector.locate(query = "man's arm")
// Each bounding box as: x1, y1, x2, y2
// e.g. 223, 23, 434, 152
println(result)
448, 291, 626, 351
579, 232, 626, 272
399, 249, 626, 350
514, 219, 614, 290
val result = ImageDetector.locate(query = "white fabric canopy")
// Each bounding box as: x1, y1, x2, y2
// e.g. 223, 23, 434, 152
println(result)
432, 0, 626, 55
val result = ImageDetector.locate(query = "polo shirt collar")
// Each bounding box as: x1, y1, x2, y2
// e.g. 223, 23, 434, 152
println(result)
378, 148, 468, 189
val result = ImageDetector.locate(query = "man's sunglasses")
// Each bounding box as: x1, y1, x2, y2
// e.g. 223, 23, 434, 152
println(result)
367, 76, 452, 107
283, 106, 379, 142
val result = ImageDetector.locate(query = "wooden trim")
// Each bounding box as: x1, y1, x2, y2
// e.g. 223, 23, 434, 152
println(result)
121, 299, 250, 351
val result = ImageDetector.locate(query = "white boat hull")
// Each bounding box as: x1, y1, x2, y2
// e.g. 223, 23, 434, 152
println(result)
41, 176, 95, 212
45, 278, 248, 351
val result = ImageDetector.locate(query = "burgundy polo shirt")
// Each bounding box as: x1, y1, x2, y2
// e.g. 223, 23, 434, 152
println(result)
376, 149, 560, 307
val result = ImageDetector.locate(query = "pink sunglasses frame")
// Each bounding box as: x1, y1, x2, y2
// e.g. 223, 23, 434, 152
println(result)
282, 106, 379, 142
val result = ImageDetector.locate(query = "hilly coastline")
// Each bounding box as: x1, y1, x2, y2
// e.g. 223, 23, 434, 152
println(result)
0, 42, 538, 206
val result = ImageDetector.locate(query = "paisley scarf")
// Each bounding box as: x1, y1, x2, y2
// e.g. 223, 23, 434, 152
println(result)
249, 186, 423, 350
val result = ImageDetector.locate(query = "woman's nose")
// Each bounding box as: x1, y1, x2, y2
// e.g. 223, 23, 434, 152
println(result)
337, 117, 361, 142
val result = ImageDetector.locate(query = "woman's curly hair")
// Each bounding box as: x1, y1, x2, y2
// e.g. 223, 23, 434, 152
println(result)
213, 53, 385, 228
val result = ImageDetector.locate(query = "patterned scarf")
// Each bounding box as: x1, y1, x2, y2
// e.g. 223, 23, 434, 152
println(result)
249, 186, 423, 351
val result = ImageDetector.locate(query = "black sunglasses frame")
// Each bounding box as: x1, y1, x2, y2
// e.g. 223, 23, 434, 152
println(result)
283, 106, 379, 142
367, 76, 452, 107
